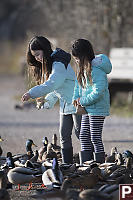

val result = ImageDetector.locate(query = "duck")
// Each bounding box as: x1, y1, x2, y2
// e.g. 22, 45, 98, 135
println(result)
61, 166, 102, 191
14, 150, 39, 169
25, 139, 37, 158
42, 157, 63, 190
105, 147, 118, 163
60, 163, 77, 176
51, 134, 61, 152
38, 137, 48, 162
122, 150, 133, 163
29, 150, 39, 163
5, 152, 15, 169
7, 166, 42, 190
100, 153, 125, 178
107, 157, 132, 180
13, 139, 38, 165
115, 153, 124, 165
41, 143, 58, 161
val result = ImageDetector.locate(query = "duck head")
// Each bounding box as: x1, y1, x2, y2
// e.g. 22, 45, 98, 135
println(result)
26, 139, 37, 153
42, 137, 48, 151
52, 134, 57, 145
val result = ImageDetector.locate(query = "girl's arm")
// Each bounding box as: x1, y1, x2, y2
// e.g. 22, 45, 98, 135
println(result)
79, 68, 107, 106
28, 62, 67, 99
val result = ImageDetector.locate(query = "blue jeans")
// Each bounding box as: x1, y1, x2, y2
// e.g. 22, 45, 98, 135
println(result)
59, 114, 81, 149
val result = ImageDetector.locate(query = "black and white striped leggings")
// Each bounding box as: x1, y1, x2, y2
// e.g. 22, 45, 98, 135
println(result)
79, 115, 105, 153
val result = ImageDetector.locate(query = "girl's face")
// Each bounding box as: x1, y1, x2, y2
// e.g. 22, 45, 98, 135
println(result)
31, 50, 43, 63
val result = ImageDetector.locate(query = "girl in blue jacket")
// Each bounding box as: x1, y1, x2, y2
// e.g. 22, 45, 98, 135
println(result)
21, 36, 81, 164
71, 39, 112, 164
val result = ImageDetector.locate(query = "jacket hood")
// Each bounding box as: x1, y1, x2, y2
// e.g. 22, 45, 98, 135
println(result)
92, 54, 112, 74
51, 48, 71, 68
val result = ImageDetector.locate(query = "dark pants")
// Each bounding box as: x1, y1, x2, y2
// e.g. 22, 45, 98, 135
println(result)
79, 115, 105, 153
59, 114, 81, 149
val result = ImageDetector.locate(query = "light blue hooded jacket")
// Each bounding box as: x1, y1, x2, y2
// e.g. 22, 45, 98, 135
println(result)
73, 54, 112, 116
29, 49, 76, 114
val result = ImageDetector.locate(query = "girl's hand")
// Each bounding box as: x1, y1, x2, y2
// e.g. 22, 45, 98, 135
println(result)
36, 97, 44, 110
21, 92, 31, 102
72, 100, 78, 107
72, 98, 80, 107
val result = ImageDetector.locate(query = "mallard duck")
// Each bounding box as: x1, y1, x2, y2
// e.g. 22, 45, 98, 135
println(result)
108, 157, 132, 180
115, 153, 124, 165
13, 139, 38, 165
61, 170, 100, 191
5, 152, 15, 169
105, 147, 118, 163
51, 134, 61, 152
41, 143, 57, 161
90, 166, 104, 180
7, 167, 42, 190
122, 150, 133, 164
29, 150, 39, 163
38, 137, 48, 162
41, 160, 53, 175
42, 157, 63, 190
100, 153, 125, 178
60, 163, 77, 176
25, 139, 37, 157
14, 150, 39, 168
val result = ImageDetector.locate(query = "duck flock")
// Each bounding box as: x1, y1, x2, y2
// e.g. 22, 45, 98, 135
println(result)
0, 135, 133, 200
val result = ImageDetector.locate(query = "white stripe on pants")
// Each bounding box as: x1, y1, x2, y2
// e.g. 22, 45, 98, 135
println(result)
79, 115, 105, 153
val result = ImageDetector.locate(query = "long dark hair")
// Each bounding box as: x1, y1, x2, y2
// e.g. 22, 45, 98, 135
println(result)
71, 39, 95, 87
27, 36, 53, 84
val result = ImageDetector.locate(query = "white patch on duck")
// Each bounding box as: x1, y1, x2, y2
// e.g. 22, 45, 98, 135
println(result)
42, 158, 63, 190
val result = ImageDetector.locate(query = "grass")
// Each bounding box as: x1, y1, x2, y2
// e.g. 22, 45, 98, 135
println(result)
0, 41, 27, 75
110, 104, 133, 117
110, 92, 133, 117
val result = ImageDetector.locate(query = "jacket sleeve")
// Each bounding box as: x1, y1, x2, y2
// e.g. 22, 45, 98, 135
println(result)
28, 62, 67, 99
80, 68, 107, 106
44, 92, 58, 109
72, 79, 80, 101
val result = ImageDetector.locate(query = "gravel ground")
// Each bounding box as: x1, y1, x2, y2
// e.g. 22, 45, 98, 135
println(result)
0, 75, 133, 199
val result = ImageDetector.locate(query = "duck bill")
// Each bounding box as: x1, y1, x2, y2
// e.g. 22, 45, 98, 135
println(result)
32, 143, 37, 147
44, 141, 48, 145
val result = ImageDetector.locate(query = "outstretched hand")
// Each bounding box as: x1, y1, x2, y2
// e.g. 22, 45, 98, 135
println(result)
21, 92, 31, 102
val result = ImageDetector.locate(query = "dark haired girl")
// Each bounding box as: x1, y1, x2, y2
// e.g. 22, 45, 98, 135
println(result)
72, 39, 112, 164
21, 36, 81, 164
